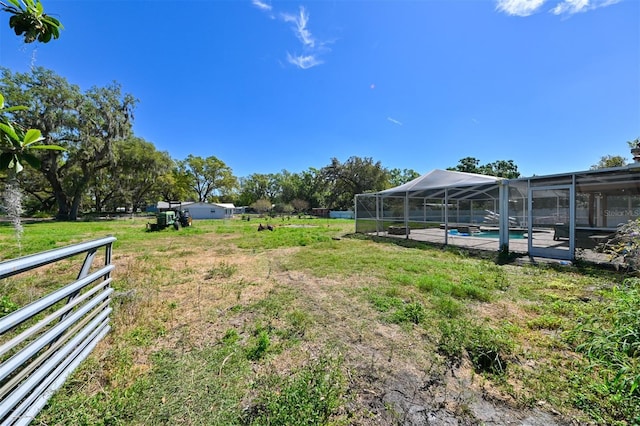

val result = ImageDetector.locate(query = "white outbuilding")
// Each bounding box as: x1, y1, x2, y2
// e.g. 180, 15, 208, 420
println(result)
183, 202, 235, 219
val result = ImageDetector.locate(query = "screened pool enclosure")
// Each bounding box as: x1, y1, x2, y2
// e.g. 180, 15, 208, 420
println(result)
355, 165, 640, 261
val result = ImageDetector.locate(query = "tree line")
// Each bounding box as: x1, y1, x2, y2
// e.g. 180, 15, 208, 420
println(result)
1, 67, 527, 220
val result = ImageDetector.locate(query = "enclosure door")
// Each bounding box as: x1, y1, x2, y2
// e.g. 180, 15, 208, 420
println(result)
528, 185, 574, 260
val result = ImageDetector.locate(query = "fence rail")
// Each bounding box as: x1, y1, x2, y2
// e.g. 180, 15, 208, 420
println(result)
0, 236, 116, 426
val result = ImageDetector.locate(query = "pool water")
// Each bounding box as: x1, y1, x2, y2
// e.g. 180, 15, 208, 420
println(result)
449, 230, 526, 240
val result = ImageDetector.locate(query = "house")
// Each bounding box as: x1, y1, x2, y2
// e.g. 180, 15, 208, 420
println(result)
183, 202, 235, 219
155, 201, 235, 219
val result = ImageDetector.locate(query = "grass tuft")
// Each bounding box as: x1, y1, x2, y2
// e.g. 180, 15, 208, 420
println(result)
390, 300, 426, 325
244, 354, 347, 426
206, 260, 238, 279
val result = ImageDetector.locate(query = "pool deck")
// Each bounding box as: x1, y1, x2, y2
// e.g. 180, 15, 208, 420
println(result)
372, 227, 616, 266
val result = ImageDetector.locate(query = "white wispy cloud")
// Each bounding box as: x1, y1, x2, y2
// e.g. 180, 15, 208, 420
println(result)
251, 0, 272, 12
495, 0, 621, 16
286, 53, 323, 70
281, 6, 331, 69
282, 7, 315, 48
496, 0, 546, 17
253, 2, 331, 70
551, 0, 621, 15
387, 117, 403, 126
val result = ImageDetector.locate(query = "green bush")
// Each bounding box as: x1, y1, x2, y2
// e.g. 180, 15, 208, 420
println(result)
598, 218, 640, 271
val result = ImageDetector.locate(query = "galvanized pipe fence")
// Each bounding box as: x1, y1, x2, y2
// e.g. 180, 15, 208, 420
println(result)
0, 236, 116, 426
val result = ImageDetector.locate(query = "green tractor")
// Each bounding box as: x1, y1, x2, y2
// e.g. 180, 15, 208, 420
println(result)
147, 210, 192, 231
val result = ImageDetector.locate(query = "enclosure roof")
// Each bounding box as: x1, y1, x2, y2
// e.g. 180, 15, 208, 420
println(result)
377, 169, 501, 195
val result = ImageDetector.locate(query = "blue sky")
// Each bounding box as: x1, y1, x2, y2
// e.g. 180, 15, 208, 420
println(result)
1, 0, 638, 179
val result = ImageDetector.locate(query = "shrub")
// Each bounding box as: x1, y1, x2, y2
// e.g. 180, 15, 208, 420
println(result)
598, 218, 640, 271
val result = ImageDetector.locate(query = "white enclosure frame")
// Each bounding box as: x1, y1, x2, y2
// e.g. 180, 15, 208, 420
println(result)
355, 164, 640, 260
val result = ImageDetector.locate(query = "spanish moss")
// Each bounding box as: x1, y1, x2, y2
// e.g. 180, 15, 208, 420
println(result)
2, 176, 24, 253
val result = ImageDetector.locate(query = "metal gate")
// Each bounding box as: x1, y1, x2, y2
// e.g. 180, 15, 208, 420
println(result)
0, 236, 116, 426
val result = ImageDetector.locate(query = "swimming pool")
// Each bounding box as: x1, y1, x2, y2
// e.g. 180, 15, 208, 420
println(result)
448, 230, 526, 239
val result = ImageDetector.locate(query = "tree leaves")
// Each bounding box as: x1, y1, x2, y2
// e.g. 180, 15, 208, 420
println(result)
3, 0, 63, 44
22, 128, 43, 146
182, 155, 236, 203
447, 157, 520, 179
0, 121, 20, 147
0, 105, 62, 175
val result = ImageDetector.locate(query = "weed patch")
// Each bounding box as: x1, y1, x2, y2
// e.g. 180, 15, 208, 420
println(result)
433, 295, 463, 318
246, 329, 271, 361
465, 324, 512, 375
244, 354, 347, 425
390, 300, 426, 325
366, 290, 404, 312
564, 277, 640, 423
0, 295, 18, 317
527, 314, 563, 330
437, 319, 512, 375
283, 309, 312, 338
206, 260, 238, 280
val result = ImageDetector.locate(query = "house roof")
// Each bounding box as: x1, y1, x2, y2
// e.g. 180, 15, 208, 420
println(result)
214, 203, 236, 209
157, 201, 195, 209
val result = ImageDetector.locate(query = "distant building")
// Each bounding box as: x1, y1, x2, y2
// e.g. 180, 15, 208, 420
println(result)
155, 201, 235, 219
183, 202, 235, 219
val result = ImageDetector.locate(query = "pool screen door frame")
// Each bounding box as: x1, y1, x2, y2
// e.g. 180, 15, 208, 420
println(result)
528, 184, 575, 260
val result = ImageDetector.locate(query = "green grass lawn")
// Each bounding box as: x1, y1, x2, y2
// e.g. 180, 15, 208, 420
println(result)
1, 216, 638, 425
